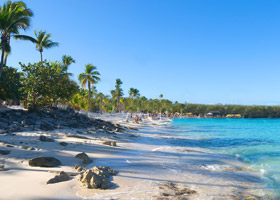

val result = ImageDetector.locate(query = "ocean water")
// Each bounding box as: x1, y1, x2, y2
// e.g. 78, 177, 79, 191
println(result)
170, 118, 280, 198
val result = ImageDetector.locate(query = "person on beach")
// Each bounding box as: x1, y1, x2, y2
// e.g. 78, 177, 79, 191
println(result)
135, 115, 139, 124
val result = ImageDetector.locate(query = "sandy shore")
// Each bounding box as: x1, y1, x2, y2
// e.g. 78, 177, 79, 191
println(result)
0, 112, 269, 200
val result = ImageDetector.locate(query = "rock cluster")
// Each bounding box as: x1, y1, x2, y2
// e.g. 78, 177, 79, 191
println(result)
29, 157, 61, 167
76, 165, 117, 189
0, 107, 127, 133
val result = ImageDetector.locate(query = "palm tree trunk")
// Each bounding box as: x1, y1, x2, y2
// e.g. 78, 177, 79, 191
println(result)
40, 51, 43, 61
100, 96, 103, 114
0, 41, 6, 79
88, 81, 91, 111
4, 53, 8, 66
117, 97, 120, 112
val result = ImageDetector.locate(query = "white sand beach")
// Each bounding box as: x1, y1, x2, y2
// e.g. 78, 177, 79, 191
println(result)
0, 112, 269, 200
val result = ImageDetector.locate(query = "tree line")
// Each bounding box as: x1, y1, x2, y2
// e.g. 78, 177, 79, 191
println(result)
1, 1, 280, 118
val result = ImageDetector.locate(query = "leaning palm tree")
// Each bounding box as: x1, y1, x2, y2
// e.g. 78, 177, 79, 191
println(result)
15, 30, 59, 61
62, 55, 75, 73
78, 64, 100, 111
0, 1, 33, 78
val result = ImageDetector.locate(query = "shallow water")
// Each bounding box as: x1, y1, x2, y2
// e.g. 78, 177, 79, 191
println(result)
171, 118, 280, 198
85, 115, 278, 199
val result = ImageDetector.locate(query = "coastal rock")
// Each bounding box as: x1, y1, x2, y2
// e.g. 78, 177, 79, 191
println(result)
87, 130, 97, 134
29, 157, 61, 167
75, 152, 93, 165
20, 145, 35, 150
68, 120, 79, 128
39, 135, 54, 142
21, 119, 36, 126
0, 150, 11, 155
8, 124, 22, 132
40, 121, 55, 131
67, 135, 88, 139
127, 126, 138, 131
78, 166, 117, 189
59, 142, 68, 146
0, 129, 6, 134
74, 164, 84, 172
95, 166, 118, 176
0, 165, 8, 171
102, 141, 116, 147
157, 182, 197, 199
47, 171, 69, 184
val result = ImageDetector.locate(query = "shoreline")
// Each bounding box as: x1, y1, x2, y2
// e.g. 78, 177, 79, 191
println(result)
0, 109, 273, 199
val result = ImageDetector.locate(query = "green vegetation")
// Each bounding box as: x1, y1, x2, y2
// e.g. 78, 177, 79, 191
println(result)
78, 64, 100, 111
0, 0, 33, 78
20, 61, 78, 110
1, 0, 280, 118
16, 30, 59, 61
0, 66, 22, 101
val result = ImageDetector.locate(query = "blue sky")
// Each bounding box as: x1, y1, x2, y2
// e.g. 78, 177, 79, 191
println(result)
7, 0, 280, 105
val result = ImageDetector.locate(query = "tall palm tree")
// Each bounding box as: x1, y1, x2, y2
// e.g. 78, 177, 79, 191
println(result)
0, 1, 33, 78
129, 88, 140, 112
96, 92, 105, 114
115, 78, 123, 112
15, 30, 59, 61
78, 64, 100, 110
159, 94, 163, 114
62, 55, 75, 74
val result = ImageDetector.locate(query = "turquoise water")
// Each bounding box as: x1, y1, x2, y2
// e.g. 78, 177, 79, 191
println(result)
170, 118, 280, 197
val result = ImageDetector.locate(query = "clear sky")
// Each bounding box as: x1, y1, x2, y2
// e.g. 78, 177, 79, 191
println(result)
7, 0, 280, 105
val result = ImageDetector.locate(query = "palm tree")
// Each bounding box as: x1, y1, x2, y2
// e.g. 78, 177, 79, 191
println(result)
96, 92, 105, 114
62, 55, 75, 74
129, 88, 140, 112
15, 30, 59, 61
78, 64, 100, 110
115, 79, 123, 112
159, 94, 163, 114
0, 1, 33, 78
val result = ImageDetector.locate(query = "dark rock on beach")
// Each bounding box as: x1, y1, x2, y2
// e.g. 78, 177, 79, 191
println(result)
47, 171, 69, 184
102, 141, 116, 146
67, 135, 88, 139
59, 142, 68, 146
0, 150, 11, 155
75, 152, 93, 165
19, 145, 35, 150
39, 135, 54, 142
40, 121, 55, 131
127, 126, 138, 131
8, 123, 22, 132
29, 157, 61, 167
0, 165, 8, 171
